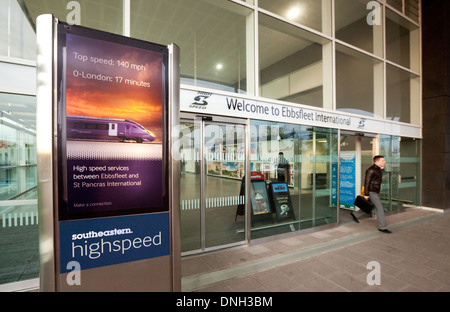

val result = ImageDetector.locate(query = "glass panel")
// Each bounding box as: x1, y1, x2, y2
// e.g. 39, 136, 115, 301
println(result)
386, 9, 420, 72
0, 93, 38, 285
336, 44, 383, 118
361, 137, 375, 192
0, 95, 37, 200
258, 0, 332, 35
386, 0, 403, 12
204, 123, 246, 248
397, 137, 421, 206
259, 13, 332, 109
0, 64, 36, 97
308, 128, 339, 228
131, 0, 253, 94
379, 135, 398, 212
335, 0, 383, 57
386, 64, 420, 124
0, 199, 39, 284
380, 135, 421, 213
21, 0, 123, 35
250, 120, 338, 239
0, 0, 36, 59
405, 0, 420, 22
179, 121, 201, 252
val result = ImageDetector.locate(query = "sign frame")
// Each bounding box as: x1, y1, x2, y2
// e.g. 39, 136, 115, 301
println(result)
56, 21, 170, 221
180, 88, 422, 139
36, 14, 181, 292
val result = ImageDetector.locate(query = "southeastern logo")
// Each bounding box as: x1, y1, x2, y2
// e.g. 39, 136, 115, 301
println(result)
190, 92, 211, 109
358, 118, 366, 129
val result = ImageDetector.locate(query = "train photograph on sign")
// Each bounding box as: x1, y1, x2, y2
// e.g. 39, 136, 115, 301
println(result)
67, 115, 156, 143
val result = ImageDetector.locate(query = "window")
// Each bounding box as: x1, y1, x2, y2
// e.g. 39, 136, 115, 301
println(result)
258, 0, 332, 36
386, 0, 403, 12
386, 0, 420, 23
0, 92, 38, 285
386, 9, 420, 72
336, 44, 384, 118
0, 0, 36, 59
259, 13, 332, 109
386, 64, 420, 125
131, 0, 253, 94
335, 0, 383, 57
405, 0, 420, 22
250, 120, 338, 239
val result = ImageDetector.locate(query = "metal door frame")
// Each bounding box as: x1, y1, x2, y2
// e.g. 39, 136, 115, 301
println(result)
180, 113, 250, 255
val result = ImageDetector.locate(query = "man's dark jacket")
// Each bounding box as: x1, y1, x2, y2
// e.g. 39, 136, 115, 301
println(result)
364, 164, 383, 196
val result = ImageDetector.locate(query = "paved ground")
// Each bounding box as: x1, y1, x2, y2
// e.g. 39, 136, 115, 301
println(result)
181, 207, 450, 292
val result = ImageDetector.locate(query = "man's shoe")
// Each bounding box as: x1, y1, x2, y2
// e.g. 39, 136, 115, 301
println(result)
350, 212, 359, 223
378, 229, 392, 234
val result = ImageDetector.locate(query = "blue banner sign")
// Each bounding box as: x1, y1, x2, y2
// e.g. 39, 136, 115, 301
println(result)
339, 152, 356, 209
59, 212, 170, 273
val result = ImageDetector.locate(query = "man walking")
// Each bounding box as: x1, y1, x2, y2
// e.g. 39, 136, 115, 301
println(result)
351, 155, 392, 234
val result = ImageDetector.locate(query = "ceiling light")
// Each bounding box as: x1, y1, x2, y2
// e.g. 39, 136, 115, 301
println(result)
216, 63, 223, 70
287, 7, 301, 20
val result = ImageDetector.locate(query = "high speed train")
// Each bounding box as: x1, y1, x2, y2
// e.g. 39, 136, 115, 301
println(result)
66, 115, 156, 143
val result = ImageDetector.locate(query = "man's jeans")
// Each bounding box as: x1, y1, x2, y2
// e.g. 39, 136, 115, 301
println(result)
354, 192, 387, 230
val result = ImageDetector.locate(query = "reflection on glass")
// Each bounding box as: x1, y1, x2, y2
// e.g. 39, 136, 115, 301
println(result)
250, 120, 338, 239
204, 123, 246, 248
179, 121, 246, 253
0, 123, 37, 201
0, 95, 38, 285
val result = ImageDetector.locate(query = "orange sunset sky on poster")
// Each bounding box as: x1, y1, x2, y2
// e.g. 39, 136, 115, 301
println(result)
65, 33, 164, 143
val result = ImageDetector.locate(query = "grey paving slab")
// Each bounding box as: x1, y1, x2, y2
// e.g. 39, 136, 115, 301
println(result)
183, 208, 450, 292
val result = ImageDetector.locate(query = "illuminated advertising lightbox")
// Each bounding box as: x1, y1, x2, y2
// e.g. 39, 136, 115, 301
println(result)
57, 23, 169, 221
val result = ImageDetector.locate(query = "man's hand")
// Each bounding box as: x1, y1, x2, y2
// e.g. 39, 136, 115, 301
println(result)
364, 196, 370, 200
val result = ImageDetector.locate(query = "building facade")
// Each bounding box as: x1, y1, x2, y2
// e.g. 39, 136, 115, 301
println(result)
0, 0, 425, 290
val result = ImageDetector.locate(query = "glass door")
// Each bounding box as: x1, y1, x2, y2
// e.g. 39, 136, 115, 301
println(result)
379, 135, 421, 212
339, 132, 376, 212
203, 121, 246, 249
179, 115, 247, 254
179, 120, 201, 252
